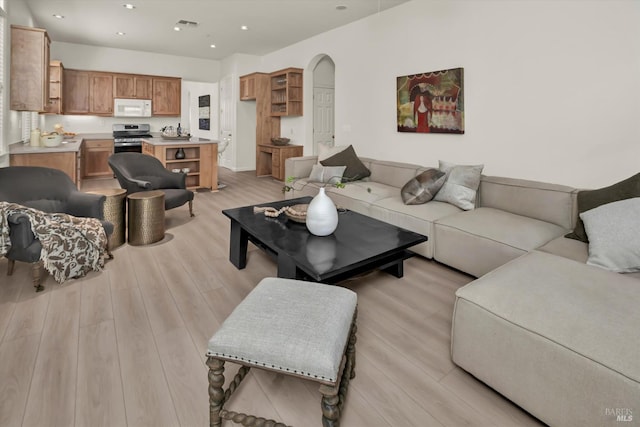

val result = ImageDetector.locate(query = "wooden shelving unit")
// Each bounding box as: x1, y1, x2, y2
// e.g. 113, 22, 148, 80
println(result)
270, 68, 303, 116
142, 142, 218, 190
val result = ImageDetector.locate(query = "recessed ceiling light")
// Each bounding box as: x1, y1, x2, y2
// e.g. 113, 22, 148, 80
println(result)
116, 31, 126, 36
53, 14, 65, 19
240, 25, 248, 31
336, 5, 347, 10
173, 26, 181, 31
123, 4, 135, 9
210, 44, 216, 48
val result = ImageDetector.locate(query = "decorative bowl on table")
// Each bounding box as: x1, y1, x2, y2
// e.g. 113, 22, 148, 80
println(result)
285, 204, 308, 223
271, 137, 290, 146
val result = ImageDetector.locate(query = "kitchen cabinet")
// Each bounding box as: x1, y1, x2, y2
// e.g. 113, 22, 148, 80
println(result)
270, 68, 303, 116
82, 139, 114, 179
10, 25, 50, 111
239, 72, 267, 101
89, 72, 114, 115
44, 60, 63, 114
10, 151, 80, 186
142, 141, 217, 190
152, 77, 181, 116
63, 69, 90, 114
114, 74, 152, 99
256, 144, 303, 181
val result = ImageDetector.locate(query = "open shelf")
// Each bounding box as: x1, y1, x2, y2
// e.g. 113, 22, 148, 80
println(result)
270, 68, 303, 116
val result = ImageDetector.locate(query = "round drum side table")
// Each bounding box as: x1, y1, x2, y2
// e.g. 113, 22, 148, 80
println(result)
88, 188, 127, 250
127, 190, 165, 245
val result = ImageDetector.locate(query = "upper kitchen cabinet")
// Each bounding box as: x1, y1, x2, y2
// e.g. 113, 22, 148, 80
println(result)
10, 25, 51, 111
89, 72, 114, 115
239, 72, 267, 101
270, 68, 303, 116
63, 69, 90, 114
152, 77, 181, 116
114, 74, 153, 99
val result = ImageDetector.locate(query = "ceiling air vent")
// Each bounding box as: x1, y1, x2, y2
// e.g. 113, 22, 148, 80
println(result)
176, 19, 199, 28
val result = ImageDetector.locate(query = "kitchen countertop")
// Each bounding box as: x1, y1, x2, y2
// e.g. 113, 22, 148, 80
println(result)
9, 139, 82, 154
142, 136, 219, 146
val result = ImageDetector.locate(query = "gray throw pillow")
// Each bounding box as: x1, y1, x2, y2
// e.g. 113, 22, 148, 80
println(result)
320, 145, 371, 181
401, 168, 446, 205
308, 165, 347, 185
433, 160, 484, 210
580, 197, 640, 273
566, 172, 640, 243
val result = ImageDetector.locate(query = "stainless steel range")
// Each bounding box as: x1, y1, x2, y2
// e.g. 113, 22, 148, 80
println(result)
113, 124, 152, 153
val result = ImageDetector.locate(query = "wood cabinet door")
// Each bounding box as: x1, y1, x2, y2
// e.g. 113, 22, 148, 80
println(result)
10, 26, 50, 111
135, 76, 153, 99
152, 77, 181, 116
63, 69, 90, 114
90, 73, 114, 115
113, 74, 135, 98
83, 139, 114, 178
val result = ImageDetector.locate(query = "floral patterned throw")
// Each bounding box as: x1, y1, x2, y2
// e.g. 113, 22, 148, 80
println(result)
0, 202, 108, 283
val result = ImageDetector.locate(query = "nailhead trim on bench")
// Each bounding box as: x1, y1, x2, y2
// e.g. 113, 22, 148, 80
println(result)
207, 351, 337, 383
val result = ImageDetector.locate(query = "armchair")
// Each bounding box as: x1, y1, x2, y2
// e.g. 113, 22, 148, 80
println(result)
0, 166, 113, 291
108, 153, 194, 216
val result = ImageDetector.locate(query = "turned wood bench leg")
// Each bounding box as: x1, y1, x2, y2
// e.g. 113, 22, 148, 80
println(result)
206, 357, 226, 427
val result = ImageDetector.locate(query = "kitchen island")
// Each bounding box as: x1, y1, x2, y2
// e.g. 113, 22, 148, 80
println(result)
141, 137, 219, 190
9, 139, 83, 186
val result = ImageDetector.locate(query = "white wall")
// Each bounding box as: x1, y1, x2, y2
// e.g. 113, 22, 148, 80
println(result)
182, 80, 219, 140
252, 0, 640, 188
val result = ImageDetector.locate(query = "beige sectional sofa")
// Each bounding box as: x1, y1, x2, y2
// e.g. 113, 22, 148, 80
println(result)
285, 155, 640, 427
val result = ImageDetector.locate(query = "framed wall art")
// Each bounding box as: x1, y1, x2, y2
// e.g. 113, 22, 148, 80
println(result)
397, 67, 464, 134
199, 94, 211, 130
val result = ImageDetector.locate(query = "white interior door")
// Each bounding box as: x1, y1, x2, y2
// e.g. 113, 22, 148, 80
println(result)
313, 87, 335, 150
218, 75, 234, 169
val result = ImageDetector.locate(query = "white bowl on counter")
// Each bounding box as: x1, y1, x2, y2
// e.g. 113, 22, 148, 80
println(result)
41, 134, 63, 147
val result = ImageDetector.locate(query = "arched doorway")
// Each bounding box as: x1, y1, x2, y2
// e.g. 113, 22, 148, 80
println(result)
312, 55, 335, 155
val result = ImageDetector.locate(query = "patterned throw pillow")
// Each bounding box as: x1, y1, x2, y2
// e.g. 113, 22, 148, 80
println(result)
432, 160, 484, 210
401, 168, 447, 205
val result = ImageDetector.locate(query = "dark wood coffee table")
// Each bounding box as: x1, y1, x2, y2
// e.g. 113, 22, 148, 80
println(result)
222, 197, 427, 283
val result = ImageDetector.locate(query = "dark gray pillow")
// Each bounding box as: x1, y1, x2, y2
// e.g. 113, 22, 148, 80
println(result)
565, 172, 640, 243
320, 145, 371, 181
401, 169, 446, 205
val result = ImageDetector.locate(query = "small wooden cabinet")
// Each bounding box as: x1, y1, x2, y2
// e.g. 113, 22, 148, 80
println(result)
82, 139, 114, 179
63, 69, 90, 114
257, 144, 303, 181
152, 77, 181, 116
114, 74, 152, 99
239, 72, 267, 101
142, 141, 218, 190
44, 61, 63, 114
10, 25, 51, 111
270, 68, 303, 116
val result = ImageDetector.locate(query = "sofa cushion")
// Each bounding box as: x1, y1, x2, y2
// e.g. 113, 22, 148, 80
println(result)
366, 160, 425, 188
565, 172, 640, 243
580, 197, 640, 273
536, 236, 588, 263
401, 168, 446, 205
451, 251, 640, 427
325, 181, 397, 211
434, 207, 566, 277
320, 145, 371, 181
370, 197, 461, 258
478, 175, 576, 230
433, 160, 483, 210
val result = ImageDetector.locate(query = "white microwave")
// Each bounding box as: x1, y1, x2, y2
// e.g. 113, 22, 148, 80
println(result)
113, 98, 152, 117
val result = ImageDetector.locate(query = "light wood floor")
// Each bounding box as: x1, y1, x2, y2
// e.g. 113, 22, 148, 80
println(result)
0, 168, 544, 427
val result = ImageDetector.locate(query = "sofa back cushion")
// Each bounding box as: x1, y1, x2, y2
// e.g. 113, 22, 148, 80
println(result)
364, 159, 425, 188
478, 175, 576, 229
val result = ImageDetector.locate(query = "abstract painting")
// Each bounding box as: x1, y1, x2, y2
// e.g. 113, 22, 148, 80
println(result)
397, 67, 464, 134
199, 95, 210, 131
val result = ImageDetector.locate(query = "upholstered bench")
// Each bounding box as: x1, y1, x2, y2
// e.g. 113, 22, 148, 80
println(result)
206, 277, 358, 427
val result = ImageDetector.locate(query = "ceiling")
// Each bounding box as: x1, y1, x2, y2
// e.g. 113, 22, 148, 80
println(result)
24, 0, 410, 61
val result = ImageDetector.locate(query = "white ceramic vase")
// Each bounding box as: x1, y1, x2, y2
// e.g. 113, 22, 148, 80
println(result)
306, 187, 339, 236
